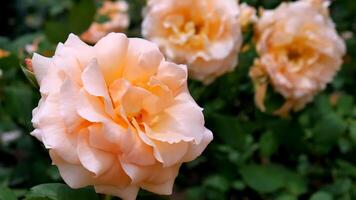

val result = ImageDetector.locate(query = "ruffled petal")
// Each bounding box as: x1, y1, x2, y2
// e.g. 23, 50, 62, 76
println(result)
77, 89, 109, 123
120, 161, 180, 195
123, 38, 163, 83
53, 43, 83, 84
59, 78, 84, 133
88, 124, 119, 153
151, 140, 188, 167
94, 33, 129, 84
148, 91, 205, 144
156, 61, 187, 93
50, 150, 94, 188
82, 59, 116, 119
32, 53, 52, 84
77, 129, 116, 176
63, 34, 95, 67
182, 128, 213, 162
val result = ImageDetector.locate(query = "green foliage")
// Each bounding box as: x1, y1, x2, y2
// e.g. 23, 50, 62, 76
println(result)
310, 191, 333, 200
44, 0, 96, 43
0, 0, 356, 199
240, 164, 286, 193
25, 183, 100, 200
0, 187, 17, 200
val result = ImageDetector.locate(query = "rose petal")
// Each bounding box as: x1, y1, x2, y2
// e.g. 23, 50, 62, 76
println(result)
123, 38, 163, 83
77, 129, 115, 176
151, 140, 188, 167
50, 150, 94, 188
64, 34, 95, 67
77, 89, 109, 123
149, 91, 204, 144
182, 128, 213, 162
156, 61, 187, 93
53, 43, 83, 84
59, 78, 84, 133
120, 161, 180, 194
82, 59, 116, 119
32, 53, 52, 84
88, 124, 119, 153
94, 33, 129, 84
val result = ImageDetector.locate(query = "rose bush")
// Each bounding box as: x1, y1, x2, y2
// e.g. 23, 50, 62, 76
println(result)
0, 0, 356, 200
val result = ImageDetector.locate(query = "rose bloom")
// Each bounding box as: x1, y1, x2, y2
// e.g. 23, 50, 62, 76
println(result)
142, 0, 242, 84
31, 33, 213, 199
249, 0, 345, 116
0, 49, 9, 58
81, 0, 129, 44
239, 3, 257, 30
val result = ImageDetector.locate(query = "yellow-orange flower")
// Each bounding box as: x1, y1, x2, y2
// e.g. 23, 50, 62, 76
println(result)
81, 0, 129, 44
142, 0, 242, 84
239, 3, 257, 30
250, 0, 345, 116
31, 33, 212, 200
0, 49, 10, 58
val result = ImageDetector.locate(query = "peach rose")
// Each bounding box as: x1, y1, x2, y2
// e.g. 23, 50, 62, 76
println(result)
0, 49, 10, 58
249, 0, 345, 116
31, 33, 213, 200
239, 3, 257, 30
81, 0, 129, 44
142, 0, 242, 84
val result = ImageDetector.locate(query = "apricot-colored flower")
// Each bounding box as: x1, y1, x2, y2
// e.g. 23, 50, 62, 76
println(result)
0, 49, 10, 58
142, 0, 242, 84
31, 33, 212, 200
239, 3, 257, 30
250, 0, 345, 116
81, 0, 129, 44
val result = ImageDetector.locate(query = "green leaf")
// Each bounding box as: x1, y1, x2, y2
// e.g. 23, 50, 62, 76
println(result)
323, 178, 352, 195
25, 183, 100, 200
45, 0, 95, 43
313, 112, 346, 154
283, 171, 307, 196
348, 121, 356, 145
203, 175, 230, 192
336, 160, 356, 178
0, 54, 20, 80
231, 180, 245, 190
185, 187, 205, 200
259, 131, 278, 157
336, 94, 353, 116
0, 187, 17, 200
68, 0, 96, 34
210, 114, 248, 150
310, 191, 333, 200
338, 137, 352, 153
0, 167, 11, 187
3, 83, 35, 128
239, 164, 285, 193
276, 194, 298, 200
44, 21, 70, 43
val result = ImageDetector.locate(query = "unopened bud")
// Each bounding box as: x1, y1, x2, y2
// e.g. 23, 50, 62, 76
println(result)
25, 58, 33, 72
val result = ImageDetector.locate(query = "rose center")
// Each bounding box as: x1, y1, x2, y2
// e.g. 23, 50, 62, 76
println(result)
164, 14, 207, 49
287, 49, 302, 61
